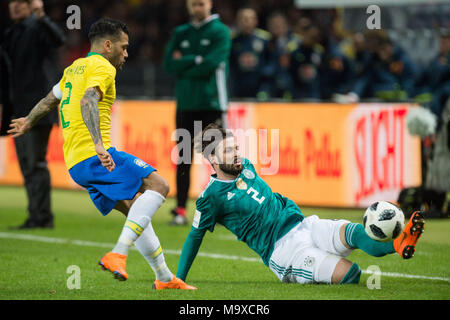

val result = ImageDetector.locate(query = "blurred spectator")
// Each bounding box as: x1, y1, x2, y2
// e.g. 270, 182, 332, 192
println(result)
338, 32, 418, 103
317, 28, 353, 100
2, 0, 65, 229
415, 30, 450, 115
341, 32, 372, 94
373, 36, 418, 100
0, 45, 13, 136
262, 12, 300, 100
229, 7, 270, 99
288, 20, 322, 100
335, 30, 385, 102
430, 31, 450, 117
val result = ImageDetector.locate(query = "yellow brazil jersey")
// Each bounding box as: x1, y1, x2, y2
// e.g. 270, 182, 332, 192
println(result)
57, 52, 116, 169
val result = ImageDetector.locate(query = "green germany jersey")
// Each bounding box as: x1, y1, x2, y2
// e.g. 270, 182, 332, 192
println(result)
176, 158, 304, 281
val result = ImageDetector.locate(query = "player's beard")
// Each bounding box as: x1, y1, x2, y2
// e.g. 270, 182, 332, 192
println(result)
112, 52, 125, 70
218, 162, 243, 176
115, 57, 125, 70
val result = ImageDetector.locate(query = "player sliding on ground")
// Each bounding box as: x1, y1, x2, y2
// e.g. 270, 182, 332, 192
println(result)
8, 18, 195, 290
176, 123, 425, 285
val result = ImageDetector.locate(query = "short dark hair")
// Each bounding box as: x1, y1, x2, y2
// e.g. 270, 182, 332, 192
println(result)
237, 6, 257, 14
88, 18, 129, 44
194, 123, 232, 157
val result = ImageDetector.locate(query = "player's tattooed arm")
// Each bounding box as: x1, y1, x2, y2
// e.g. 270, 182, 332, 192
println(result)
80, 86, 115, 172
8, 90, 60, 138
27, 90, 61, 126
80, 87, 103, 147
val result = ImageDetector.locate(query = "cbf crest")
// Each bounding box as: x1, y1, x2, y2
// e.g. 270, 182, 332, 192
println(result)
134, 158, 149, 169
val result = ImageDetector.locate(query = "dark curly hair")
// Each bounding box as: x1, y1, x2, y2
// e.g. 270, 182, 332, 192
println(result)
88, 18, 129, 44
194, 123, 232, 157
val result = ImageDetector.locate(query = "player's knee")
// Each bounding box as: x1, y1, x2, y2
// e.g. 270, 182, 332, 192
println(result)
158, 178, 170, 197
330, 258, 356, 284
144, 173, 170, 198
338, 261, 361, 284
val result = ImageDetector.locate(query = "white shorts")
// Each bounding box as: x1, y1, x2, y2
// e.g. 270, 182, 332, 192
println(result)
269, 215, 353, 284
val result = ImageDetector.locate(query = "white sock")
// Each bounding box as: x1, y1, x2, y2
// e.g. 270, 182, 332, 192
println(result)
112, 190, 165, 256
135, 223, 174, 282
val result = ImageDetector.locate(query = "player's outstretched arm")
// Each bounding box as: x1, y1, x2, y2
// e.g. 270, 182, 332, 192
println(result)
176, 227, 207, 281
80, 87, 115, 172
7, 89, 60, 138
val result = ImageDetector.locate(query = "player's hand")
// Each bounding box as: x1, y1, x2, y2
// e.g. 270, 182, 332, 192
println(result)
7, 117, 32, 138
95, 145, 116, 172
31, 0, 45, 19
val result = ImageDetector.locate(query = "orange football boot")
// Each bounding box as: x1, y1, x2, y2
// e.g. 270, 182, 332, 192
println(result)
394, 211, 425, 259
99, 252, 128, 281
152, 276, 197, 290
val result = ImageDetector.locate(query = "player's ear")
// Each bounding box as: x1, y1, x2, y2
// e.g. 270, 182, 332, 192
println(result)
104, 39, 113, 53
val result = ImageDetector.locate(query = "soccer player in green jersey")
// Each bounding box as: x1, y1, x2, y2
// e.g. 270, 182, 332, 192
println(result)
176, 123, 425, 285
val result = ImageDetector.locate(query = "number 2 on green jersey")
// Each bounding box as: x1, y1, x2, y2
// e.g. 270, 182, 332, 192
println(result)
60, 82, 72, 128
247, 187, 265, 204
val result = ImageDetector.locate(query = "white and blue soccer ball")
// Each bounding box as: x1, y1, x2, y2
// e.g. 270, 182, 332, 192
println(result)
363, 201, 405, 242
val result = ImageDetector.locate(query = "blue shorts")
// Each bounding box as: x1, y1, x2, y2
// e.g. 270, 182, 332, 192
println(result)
69, 148, 156, 216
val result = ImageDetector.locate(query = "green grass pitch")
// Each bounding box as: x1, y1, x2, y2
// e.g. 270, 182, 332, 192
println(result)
0, 185, 449, 300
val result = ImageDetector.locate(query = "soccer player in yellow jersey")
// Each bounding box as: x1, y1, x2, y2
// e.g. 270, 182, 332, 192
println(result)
8, 18, 196, 290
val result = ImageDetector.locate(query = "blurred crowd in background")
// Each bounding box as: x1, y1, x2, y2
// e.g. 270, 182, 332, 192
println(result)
1, 0, 450, 111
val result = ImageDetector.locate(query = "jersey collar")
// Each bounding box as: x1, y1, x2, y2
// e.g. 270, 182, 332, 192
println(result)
191, 14, 219, 29
87, 52, 104, 58
210, 175, 237, 183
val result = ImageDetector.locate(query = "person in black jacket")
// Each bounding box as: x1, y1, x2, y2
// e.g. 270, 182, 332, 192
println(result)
0, 45, 13, 136
3, 0, 65, 229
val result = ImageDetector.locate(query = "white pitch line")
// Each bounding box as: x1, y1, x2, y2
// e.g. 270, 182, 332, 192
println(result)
216, 234, 238, 241
361, 270, 450, 282
0, 232, 260, 263
0, 232, 448, 283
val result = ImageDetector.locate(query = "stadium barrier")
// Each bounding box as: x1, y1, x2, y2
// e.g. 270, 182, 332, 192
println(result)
0, 101, 421, 208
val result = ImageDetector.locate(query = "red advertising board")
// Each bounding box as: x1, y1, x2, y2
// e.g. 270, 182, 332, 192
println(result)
0, 101, 421, 208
